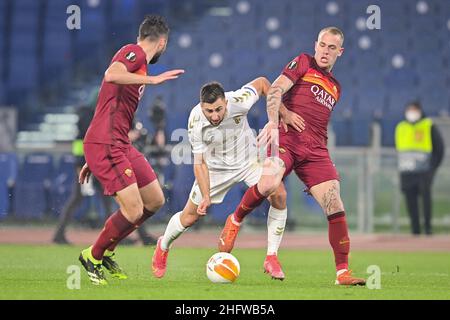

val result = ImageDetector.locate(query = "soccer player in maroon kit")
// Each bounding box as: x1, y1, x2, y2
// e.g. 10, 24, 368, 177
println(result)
218, 27, 366, 285
78, 15, 184, 285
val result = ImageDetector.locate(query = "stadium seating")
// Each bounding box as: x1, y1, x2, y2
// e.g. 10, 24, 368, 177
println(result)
0, 153, 18, 218
14, 153, 53, 219
1, 0, 450, 224
50, 154, 76, 217
0, 0, 450, 145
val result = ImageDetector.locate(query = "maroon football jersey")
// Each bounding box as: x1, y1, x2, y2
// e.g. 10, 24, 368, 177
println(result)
84, 44, 147, 145
281, 53, 341, 145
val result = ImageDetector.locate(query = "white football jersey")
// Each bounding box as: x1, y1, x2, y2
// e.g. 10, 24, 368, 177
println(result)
188, 84, 259, 171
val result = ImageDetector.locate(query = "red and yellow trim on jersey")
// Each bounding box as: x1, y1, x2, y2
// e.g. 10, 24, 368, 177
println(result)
301, 68, 340, 101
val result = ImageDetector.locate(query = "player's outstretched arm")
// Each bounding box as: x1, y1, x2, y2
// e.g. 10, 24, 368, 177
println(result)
193, 153, 211, 215
258, 75, 296, 148
104, 61, 184, 85
247, 77, 271, 97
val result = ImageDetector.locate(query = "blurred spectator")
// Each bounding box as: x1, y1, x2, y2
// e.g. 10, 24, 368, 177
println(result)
148, 95, 166, 134
127, 121, 158, 245
53, 104, 113, 244
147, 95, 170, 179
395, 102, 445, 235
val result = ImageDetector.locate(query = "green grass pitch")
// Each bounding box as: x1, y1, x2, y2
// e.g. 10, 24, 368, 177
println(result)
0, 245, 449, 300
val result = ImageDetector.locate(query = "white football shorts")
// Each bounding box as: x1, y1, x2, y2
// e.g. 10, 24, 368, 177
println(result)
189, 161, 263, 206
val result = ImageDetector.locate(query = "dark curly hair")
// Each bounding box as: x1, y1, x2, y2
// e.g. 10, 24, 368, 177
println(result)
200, 82, 225, 104
138, 15, 169, 41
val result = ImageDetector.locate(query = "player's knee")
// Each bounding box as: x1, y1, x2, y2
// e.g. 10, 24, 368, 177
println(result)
155, 196, 166, 210
324, 199, 345, 215
123, 200, 144, 223
269, 188, 287, 209
258, 178, 280, 197
145, 194, 165, 212
262, 158, 285, 186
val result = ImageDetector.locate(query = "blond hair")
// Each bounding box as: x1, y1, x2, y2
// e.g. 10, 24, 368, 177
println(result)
318, 26, 344, 46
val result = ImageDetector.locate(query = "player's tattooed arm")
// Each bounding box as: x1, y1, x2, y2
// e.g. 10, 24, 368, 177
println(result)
193, 153, 211, 215
267, 75, 294, 125
248, 77, 271, 97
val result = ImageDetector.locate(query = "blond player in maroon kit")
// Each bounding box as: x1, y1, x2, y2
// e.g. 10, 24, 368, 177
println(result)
78, 15, 184, 285
218, 27, 366, 286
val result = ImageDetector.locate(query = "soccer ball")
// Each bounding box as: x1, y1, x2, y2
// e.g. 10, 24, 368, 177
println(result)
206, 252, 240, 283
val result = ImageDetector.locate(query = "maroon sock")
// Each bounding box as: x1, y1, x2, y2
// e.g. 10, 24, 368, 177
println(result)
91, 210, 134, 260
106, 208, 155, 252
233, 184, 266, 223
327, 211, 350, 271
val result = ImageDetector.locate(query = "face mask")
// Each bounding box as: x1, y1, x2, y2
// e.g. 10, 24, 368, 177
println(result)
405, 110, 421, 123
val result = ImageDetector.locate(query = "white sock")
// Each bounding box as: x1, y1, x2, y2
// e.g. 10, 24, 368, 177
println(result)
160, 211, 187, 251
267, 206, 287, 256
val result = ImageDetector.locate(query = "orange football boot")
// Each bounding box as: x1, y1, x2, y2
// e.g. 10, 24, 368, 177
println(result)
335, 270, 366, 286
218, 214, 241, 253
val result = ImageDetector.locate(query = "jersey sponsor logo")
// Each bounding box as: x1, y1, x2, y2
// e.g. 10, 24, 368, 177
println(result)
125, 51, 136, 62
301, 68, 340, 102
287, 60, 297, 70
233, 116, 241, 124
310, 85, 336, 111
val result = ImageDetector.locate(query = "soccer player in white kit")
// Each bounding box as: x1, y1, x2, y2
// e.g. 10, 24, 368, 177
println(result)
152, 77, 290, 280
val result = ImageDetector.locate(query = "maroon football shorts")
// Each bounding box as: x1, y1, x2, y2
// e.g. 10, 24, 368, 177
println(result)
275, 132, 340, 191
83, 143, 157, 196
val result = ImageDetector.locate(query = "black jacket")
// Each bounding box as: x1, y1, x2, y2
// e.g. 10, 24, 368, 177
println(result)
430, 124, 444, 172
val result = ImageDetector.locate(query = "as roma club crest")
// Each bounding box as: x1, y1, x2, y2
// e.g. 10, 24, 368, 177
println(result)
124, 168, 133, 177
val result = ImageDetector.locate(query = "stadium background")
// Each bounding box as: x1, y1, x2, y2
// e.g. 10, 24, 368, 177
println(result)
0, 0, 449, 236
